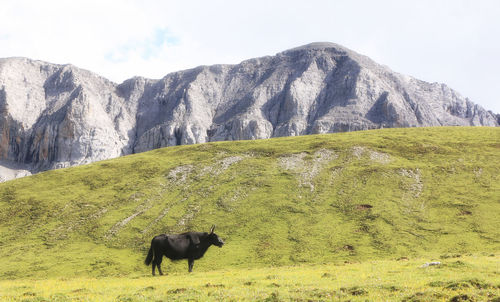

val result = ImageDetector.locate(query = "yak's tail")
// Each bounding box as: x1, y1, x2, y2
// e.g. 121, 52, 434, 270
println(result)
145, 240, 154, 266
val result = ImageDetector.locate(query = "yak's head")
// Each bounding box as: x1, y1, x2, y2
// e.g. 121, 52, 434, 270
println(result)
208, 225, 224, 248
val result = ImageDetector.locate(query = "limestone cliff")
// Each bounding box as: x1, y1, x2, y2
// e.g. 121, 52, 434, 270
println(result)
0, 42, 497, 180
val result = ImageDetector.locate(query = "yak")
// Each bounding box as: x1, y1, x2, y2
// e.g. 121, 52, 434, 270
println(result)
144, 225, 224, 275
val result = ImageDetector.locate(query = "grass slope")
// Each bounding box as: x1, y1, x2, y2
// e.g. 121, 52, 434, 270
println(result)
0, 127, 498, 279
1, 255, 499, 301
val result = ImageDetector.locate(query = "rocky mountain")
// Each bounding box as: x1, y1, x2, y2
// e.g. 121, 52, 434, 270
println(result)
0, 42, 497, 181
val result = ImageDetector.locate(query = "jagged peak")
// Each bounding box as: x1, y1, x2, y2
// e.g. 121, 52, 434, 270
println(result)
0, 56, 62, 68
282, 42, 350, 53
0, 57, 116, 86
279, 42, 380, 70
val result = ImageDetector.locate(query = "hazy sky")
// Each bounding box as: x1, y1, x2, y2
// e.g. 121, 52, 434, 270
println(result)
1, 0, 499, 113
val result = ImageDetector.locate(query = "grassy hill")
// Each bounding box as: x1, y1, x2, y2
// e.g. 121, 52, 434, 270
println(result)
0, 127, 498, 279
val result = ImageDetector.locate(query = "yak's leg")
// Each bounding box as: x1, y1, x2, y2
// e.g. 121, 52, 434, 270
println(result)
151, 253, 156, 276
188, 259, 194, 272
157, 263, 163, 276
152, 253, 163, 276
156, 257, 164, 276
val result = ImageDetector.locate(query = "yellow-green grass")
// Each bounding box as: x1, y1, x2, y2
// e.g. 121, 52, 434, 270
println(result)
1, 254, 498, 301
0, 127, 499, 281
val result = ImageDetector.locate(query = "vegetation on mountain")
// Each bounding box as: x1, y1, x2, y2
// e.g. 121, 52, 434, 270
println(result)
0, 127, 498, 282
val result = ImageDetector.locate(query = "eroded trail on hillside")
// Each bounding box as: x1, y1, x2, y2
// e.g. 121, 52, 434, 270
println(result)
105, 154, 250, 238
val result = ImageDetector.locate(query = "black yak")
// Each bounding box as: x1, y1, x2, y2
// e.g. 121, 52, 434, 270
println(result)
145, 225, 224, 275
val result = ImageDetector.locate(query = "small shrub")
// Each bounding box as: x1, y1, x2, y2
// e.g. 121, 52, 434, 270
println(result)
380, 285, 401, 292
402, 291, 445, 302
167, 288, 187, 294
449, 294, 476, 302
444, 279, 492, 290
428, 281, 446, 287
205, 283, 225, 288
440, 253, 462, 259
261, 291, 280, 302
340, 286, 367, 296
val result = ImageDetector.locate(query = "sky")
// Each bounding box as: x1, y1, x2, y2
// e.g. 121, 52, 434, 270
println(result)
1, 0, 499, 113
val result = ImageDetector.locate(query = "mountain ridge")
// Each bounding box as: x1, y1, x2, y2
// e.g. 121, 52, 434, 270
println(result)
0, 42, 498, 181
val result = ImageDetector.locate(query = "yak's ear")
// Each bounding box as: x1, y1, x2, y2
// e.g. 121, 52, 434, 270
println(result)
210, 225, 216, 234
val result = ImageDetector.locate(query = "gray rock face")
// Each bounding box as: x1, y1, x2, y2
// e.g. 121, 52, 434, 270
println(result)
0, 42, 498, 180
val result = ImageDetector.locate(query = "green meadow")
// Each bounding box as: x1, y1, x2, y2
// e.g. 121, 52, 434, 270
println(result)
0, 127, 499, 301
1, 255, 499, 301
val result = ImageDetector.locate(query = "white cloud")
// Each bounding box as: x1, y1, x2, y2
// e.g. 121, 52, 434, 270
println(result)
1, 0, 499, 112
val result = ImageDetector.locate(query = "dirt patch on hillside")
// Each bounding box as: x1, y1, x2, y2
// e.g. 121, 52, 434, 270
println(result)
351, 146, 392, 164
399, 168, 423, 198
356, 204, 373, 210
351, 146, 366, 159
398, 168, 426, 217
167, 165, 194, 184
279, 152, 307, 171
201, 156, 245, 176
279, 149, 337, 191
